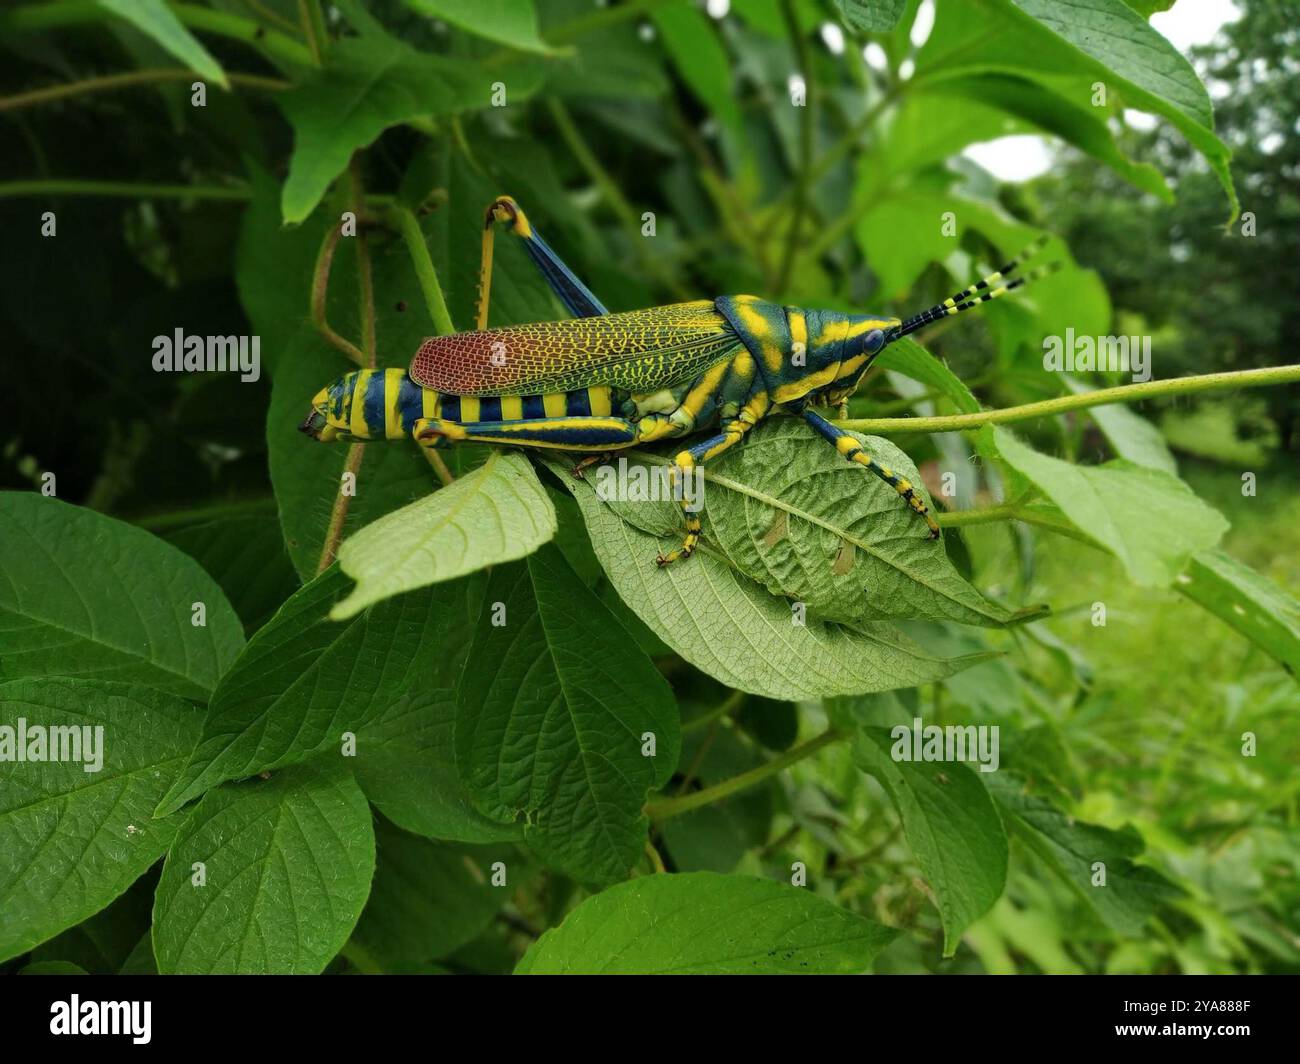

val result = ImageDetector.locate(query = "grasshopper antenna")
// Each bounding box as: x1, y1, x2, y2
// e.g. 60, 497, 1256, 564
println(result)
894, 234, 1060, 339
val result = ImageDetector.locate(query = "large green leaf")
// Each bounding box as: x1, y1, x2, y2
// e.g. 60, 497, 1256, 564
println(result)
155, 567, 495, 816
834, 0, 909, 32
986, 772, 1180, 936
456, 546, 680, 885
1178, 550, 1300, 677
402, 0, 559, 54
918, 0, 1236, 218
619, 419, 1038, 628
276, 35, 542, 223
0, 494, 243, 701
162, 513, 301, 634
992, 428, 1227, 586
855, 727, 1008, 956
0, 679, 200, 962
652, 4, 742, 137
552, 457, 996, 700
152, 761, 375, 974
333, 451, 557, 619
95, 0, 228, 87
515, 871, 899, 974
349, 817, 518, 969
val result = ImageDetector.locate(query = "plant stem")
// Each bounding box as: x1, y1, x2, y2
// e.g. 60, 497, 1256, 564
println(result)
0, 1, 315, 69
546, 98, 689, 301
310, 224, 366, 366
546, 0, 676, 44
297, 0, 323, 65
390, 206, 457, 486
348, 160, 376, 363
683, 689, 747, 733
646, 727, 844, 821
841, 364, 1300, 435
392, 206, 455, 336
0, 69, 289, 112
316, 443, 364, 574
315, 161, 378, 577
0, 179, 251, 200
775, 0, 814, 297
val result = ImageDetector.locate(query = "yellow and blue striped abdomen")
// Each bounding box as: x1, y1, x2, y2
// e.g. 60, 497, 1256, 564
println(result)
343, 368, 616, 440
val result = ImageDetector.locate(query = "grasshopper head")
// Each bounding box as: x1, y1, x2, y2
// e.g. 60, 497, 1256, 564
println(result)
300, 371, 369, 443
803, 310, 899, 403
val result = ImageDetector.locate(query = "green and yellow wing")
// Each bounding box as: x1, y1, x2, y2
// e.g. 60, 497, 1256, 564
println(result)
409, 300, 742, 396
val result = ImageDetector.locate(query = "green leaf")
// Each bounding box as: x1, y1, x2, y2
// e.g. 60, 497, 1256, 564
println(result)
834, 0, 909, 33
515, 871, 899, 974
665, 419, 1038, 628
402, 0, 559, 55
854, 727, 1008, 956
155, 567, 496, 817
0, 679, 200, 963
349, 817, 517, 968
1064, 376, 1177, 474
276, 36, 541, 223
552, 457, 997, 700
986, 772, 1180, 935
0, 494, 244, 701
652, 5, 742, 136
896, 78, 1171, 201
918, 0, 1236, 218
1178, 550, 1300, 677
877, 338, 981, 414
152, 761, 375, 974
1011, 0, 1209, 126
333, 451, 557, 619
95, 0, 228, 88
163, 514, 301, 634
20, 960, 87, 975
456, 546, 680, 885
992, 428, 1227, 586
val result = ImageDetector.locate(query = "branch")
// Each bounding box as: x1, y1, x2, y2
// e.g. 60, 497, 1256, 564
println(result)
0, 69, 289, 113
0, 179, 251, 200
841, 364, 1300, 435
646, 727, 844, 821
0, 1, 315, 68
392, 206, 455, 337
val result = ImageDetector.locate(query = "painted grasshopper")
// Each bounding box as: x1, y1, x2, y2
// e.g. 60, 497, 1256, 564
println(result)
301, 196, 1055, 564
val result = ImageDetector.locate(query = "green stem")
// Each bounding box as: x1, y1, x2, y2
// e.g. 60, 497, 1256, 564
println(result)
683, 689, 747, 733
297, 0, 323, 65
775, 0, 815, 297
392, 206, 455, 337
841, 364, 1300, 435
646, 727, 844, 821
546, 0, 677, 44
546, 98, 690, 301
0, 1, 316, 68
0, 69, 289, 112
0, 179, 251, 200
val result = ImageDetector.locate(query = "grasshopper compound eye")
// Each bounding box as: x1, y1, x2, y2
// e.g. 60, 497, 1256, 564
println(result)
864, 328, 886, 354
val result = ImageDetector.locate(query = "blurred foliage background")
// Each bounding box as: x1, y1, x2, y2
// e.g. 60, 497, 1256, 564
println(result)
0, 0, 1296, 974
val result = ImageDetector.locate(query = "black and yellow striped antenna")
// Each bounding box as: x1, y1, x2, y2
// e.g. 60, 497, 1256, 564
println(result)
894, 234, 1060, 339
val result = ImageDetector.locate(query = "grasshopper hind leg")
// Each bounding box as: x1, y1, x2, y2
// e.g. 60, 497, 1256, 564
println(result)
802, 408, 941, 538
